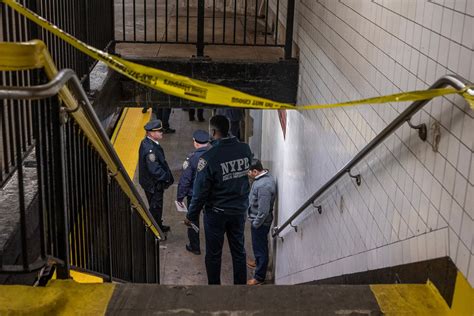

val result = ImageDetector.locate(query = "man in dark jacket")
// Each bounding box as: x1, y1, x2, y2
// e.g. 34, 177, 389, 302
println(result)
216, 108, 243, 140
177, 130, 210, 255
139, 119, 174, 232
247, 159, 276, 285
185, 115, 252, 284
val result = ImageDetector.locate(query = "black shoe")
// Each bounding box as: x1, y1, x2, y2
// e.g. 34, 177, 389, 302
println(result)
162, 127, 176, 134
189, 117, 195, 121
198, 117, 205, 122
186, 244, 201, 255
159, 224, 170, 232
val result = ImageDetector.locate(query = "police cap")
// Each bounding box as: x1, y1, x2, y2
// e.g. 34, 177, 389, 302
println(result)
193, 130, 210, 144
144, 119, 163, 131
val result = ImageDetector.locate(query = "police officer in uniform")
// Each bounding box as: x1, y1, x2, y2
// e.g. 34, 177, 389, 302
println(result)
185, 115, 252, 285
177, 130, 210, 255
139, 119, 174, 232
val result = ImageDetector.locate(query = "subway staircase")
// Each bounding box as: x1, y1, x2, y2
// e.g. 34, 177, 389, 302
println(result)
1, 278, 458, 315
1, 1, 473, 315
0, 100, 460, 316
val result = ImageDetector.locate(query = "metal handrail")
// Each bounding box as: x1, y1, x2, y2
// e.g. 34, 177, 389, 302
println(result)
0, 69, 163, 239
272, 74, 474, 238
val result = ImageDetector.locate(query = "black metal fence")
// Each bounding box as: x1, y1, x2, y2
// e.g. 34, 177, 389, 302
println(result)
0, 0, 114, 188
0, 67, 160, 283
0, 72, 35, 187
1, 0, 114, 83
59, 114, 159, 282
115, 0, 295, 58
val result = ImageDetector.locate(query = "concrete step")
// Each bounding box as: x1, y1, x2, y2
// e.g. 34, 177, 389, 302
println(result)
106, 284, 382, 315
0, 277, 459, 315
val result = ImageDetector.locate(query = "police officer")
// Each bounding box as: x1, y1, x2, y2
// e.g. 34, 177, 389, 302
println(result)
139, 119, 174, 232
177, 130, 210, 255
185, 115, 252, 285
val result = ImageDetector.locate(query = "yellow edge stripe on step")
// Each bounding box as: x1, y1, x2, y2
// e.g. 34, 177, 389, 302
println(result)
450, 272, 474, 316
0, 280, 114, 315
112, 108, 151, 179
370, 283, 451, 315
52, 270, 104, 284
1, 0, 474, 110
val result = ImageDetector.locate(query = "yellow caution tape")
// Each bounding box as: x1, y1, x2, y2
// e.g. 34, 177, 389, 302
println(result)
0, 39, 162, 239
2, 0, 473, 110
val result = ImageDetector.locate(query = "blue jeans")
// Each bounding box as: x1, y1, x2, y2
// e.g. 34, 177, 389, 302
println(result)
204, 210, 247, 284
251, 224, 271, 282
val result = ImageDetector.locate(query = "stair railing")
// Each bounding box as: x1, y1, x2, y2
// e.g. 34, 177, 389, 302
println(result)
0, 41, 162, 283
272, 75, 473, 238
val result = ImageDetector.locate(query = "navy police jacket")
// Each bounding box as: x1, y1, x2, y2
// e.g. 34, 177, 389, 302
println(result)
138, 137, 174, 193
177, 146, 208, 202
187, 137, 252, 221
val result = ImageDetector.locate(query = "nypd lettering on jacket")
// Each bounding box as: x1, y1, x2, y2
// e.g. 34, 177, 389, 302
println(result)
187, 136, 253, 221
220, 158, 250, 181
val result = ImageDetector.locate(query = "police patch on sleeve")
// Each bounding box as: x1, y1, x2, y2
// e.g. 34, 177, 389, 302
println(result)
148, 153, 156, 162
197, 158, 207, 172
182, 160, 189, 170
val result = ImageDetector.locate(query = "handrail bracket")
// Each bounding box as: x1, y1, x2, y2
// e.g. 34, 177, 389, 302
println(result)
289, 222, 298, 232
407, 118, 427, 141
312, 201, 322, 214
348, 170, 361, 186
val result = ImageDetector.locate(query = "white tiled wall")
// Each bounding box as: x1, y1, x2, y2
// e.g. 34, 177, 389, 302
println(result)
261, 0, 474, 286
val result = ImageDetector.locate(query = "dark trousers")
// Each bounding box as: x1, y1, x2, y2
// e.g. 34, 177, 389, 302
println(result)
203, 210, 246, 285
154, 108, 171, 128
186, 196, 200, 251
145, 189, 164, 225
251, 224, 271, 282
230, 120, 240, 139
188, 109, 204, 120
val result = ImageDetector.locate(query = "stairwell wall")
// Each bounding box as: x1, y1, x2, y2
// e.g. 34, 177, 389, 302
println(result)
261, 0, 474, 287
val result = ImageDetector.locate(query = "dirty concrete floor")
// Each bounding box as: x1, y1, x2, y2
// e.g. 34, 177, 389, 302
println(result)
134, 108, 256, 285
114, 0, 284, 60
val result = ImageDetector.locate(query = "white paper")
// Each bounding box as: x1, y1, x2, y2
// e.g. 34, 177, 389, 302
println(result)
175, 200, 188, 213
175, 201, 199, 232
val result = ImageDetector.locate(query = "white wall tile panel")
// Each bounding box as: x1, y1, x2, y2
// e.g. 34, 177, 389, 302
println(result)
262, 0, 474, 286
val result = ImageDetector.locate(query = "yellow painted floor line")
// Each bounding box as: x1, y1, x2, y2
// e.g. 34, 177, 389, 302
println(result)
0, 280, 115, 315
371, 283, 451, 315
451, 272, 474, 316
52, 270, 104, 284
112, 107, 151, 178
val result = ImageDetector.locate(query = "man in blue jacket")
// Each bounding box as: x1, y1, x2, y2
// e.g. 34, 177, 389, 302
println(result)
177, 130, 210, 255
247, 159, 276, 285
185, 115, 252, 284
139, 119, 174, 232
